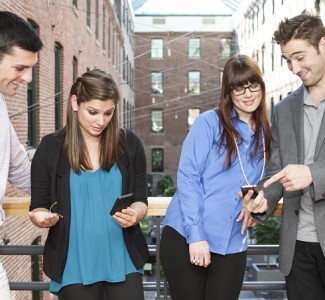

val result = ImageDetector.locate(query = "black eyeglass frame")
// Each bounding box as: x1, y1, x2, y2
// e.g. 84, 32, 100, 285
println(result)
232, 83, 261, 96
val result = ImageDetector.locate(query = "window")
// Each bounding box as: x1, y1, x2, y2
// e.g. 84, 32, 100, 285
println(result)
27, 67, 37, 147
262, 44, 265, 73
188, 108, 200, 129
152, 148, 164, 172
151, 109, 163, 133
95, 0, 99, 39
151, 72, 163, 94
87, 0, 91, 27
189, 38, 200, 59
202, 17, 216, 25
27, 19, 40, 148
107, 15, 110, 55
271, 43, 274, 71
72, 56, 78, 82
152, 17, 166, 24
151, 38, 163, 59
123, 98, 127, 128
102, 6, 106, 49
188, 71, 200, 94
220, 38, 231, 58
54, 43, 63, 130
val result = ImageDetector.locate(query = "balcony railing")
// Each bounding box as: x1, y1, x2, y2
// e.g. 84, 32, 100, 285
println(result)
2, 197, 285, 299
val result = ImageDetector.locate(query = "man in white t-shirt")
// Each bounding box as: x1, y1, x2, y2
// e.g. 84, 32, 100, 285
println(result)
0, 11, 43, 299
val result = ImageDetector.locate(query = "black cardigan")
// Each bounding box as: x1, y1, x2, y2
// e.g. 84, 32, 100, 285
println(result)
30, 129, 149, 282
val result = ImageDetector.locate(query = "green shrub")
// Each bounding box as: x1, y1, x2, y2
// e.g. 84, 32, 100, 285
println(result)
250, 216, 281, 245
157, 175, 175, 195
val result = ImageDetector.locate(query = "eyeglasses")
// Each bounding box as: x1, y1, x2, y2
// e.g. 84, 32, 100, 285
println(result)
232, 83, 261, 96
49, 202, 63, 219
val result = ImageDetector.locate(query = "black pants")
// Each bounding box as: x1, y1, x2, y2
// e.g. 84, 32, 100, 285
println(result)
57, 273, 144, 300
160, 226, 246, 300
286, 240, 325, 300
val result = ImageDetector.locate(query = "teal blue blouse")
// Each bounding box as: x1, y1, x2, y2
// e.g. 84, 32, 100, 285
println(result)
50, 164, 142, 293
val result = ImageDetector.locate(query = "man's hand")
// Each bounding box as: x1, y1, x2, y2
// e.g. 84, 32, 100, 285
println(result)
264, 164, 312, 191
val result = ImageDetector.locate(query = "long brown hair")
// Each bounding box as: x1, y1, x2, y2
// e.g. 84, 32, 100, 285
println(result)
217, 54, 271, 168
62, 69, 121, 173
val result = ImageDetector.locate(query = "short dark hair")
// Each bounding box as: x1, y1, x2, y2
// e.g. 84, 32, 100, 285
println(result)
273, 11, 325, 52
0, 11, 43, 60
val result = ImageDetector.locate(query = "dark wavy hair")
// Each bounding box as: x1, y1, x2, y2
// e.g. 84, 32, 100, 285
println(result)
273, 11, 325, 52
217, 54, 271, 168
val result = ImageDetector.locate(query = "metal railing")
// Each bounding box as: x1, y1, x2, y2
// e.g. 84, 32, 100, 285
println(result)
2, 197, 285, 299
0, 244, 285, 294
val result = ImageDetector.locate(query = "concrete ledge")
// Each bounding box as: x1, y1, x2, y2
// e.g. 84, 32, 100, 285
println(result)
3, 196, 282, 217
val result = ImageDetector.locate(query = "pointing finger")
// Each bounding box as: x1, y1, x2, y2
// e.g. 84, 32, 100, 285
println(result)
264, 169, 286, 188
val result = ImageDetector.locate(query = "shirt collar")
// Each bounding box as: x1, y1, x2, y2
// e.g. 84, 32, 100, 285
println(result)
303, 85, 325, 107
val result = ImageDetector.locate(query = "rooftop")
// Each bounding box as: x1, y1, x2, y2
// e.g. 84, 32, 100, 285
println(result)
132, 0, 241, 15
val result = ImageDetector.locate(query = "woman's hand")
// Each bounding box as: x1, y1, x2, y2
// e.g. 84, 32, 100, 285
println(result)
29, 209, 60, 228
236, 207, 257, 234
189, 241, 211, 268
112, 201, 147, 228
237, 189, 267, 233
242, 189, 268, 214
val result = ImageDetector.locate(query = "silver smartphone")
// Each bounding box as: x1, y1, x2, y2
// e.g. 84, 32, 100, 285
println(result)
241, 185, 259, 199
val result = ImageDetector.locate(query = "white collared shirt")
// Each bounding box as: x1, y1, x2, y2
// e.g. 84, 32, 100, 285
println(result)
0, 94, 30, 226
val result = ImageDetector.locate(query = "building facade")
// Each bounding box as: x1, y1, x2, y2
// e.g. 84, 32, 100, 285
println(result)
133, 1, 236, 193
0, 1, 135, 299
233, 0, 325, 115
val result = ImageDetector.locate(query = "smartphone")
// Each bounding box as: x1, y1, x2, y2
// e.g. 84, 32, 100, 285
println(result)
241, 185, 259, 199
110, 193, 134, 216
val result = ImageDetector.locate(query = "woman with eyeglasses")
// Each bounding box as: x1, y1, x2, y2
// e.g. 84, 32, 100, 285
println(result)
28, 69, 149, 300
160, 54, 271, 300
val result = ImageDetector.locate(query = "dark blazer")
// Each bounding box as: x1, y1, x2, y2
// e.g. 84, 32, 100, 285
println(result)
30, 129, 149, 282
258, 85, 325, 276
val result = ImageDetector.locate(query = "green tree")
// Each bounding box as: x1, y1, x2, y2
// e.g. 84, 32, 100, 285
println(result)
250, 216, 281, 245
163, 185, 176, 196
157, 175, 175, 195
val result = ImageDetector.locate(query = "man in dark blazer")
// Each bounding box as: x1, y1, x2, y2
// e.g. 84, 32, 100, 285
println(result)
258, 12, 325, 300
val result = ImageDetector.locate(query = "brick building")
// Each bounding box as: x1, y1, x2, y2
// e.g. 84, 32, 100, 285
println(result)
0, 0, 135, 299
133, 1, 236, 193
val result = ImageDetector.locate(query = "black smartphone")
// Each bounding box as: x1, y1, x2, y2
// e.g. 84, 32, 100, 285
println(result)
110, 193, 134, 216
241, 185, 259, 199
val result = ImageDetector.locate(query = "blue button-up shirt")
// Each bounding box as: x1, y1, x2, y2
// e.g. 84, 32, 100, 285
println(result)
164, 109, 265, 255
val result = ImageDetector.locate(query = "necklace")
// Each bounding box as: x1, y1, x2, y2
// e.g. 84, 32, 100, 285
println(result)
233, 130, 266, 185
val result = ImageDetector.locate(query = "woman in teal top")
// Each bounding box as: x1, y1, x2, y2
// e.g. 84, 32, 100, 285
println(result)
29, 69, 149, 300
